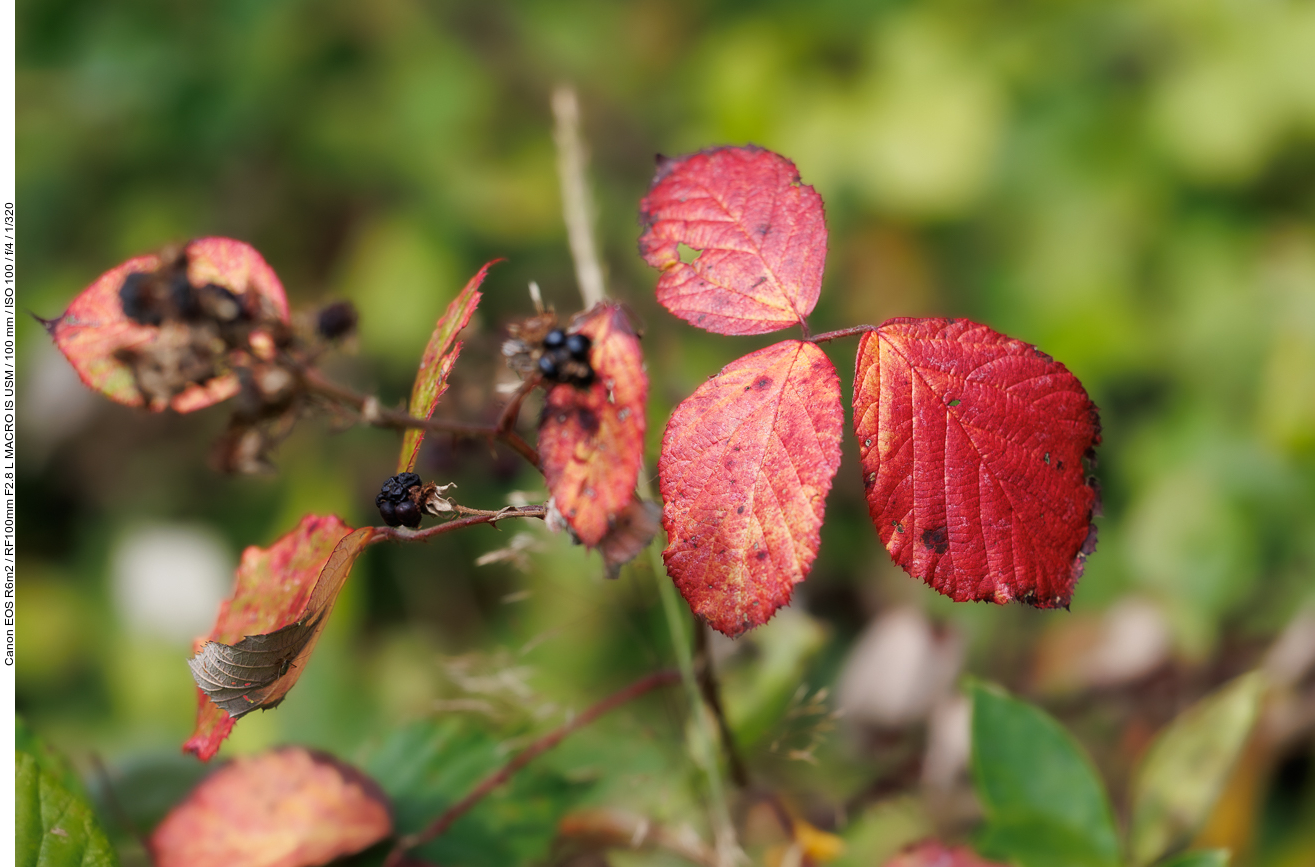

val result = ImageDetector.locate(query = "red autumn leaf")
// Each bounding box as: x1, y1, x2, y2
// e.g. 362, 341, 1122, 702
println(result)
184, 516, 372, 761
538, 302, 648, 547
853, 318, 1101, 609
150, 747, 392, 867
659, 340, 843, 636
44, 237, 289, 413
398, 260, 499, 473
883, 840, 1008, 867
638, 145, 827, 336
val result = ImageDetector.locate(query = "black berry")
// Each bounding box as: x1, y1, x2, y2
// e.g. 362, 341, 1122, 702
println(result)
394, 499, 421, 529
544, 328, 566, 349
376, 472, 423, 527
377, 500, 399, 527
538, 354, 559, 378
317, 301, 358, 341
565, 333, 591, 360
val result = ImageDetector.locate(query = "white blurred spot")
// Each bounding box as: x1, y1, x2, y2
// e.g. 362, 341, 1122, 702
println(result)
1079, 597, 1172, 688
922, 693, 971, 791
838, 607, 963, 728
111, 524, 234, 645
21, 342, 99, 464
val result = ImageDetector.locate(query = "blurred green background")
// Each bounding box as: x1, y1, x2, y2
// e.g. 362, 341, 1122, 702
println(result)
15, 1, 1315, 865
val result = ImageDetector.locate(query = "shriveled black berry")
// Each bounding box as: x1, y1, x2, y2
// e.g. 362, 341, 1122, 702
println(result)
119, 272, 163, 326
538, 354, 559, 378
394, 499, 422, 529
565, 332, 591, 361
544, 328, 566, 349
317, 301, 358, 341
377, 500, 400, 527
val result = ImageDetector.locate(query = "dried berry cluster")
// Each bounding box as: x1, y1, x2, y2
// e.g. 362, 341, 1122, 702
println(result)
503, 314, 594, 388
375, 472, 425, 528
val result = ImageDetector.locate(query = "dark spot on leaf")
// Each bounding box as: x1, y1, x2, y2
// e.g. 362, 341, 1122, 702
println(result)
755, 377, 771, 390
576, 406, 600, 434
921, 526, 949, 554
756, 550, 768, 560
737, 505, 745, 514
895, 521, 905, 533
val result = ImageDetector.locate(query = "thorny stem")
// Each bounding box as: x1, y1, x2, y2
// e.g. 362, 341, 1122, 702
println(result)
300, 367, 541, 469
693, 624, 750, 788
808, 324, 877, 344
368, 506, 546, 545
382, 669, 681, 867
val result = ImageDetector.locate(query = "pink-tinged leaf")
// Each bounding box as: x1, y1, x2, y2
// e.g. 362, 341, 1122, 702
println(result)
539, 302, 648, 547
184, 516, 372, 761
45, 237, 288, 413
150, 747, 392, 867
883, 841, 1008, 867
659, 340, 843, 636
398, 260, 499, 473
638, 146, 827, 336
854, 318, 1101, 609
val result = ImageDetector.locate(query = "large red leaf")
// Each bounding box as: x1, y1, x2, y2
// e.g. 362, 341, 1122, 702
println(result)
659, 340, 843, 636
45, 237, 288, 413
150, 747, 392, 867
853, 318, 1101, 609
538, 302, 648, 547
638, 146, 827, 336
884, 841, 1007, 867
184, 516, 371, 761
398, 260, 498, 473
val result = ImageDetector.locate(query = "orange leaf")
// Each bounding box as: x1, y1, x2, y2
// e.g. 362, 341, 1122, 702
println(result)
44, 237, 288, 413
639, 145, 827, 336
538, 302, 648, 547
659, 340, 843, 636
398, 260, 498, 473
184, 516, 371, 761
150, 747, 392, 867
853, 318, 1101, 608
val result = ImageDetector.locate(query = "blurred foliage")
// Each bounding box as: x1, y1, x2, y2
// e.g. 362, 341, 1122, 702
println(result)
15, 0, 1315, 865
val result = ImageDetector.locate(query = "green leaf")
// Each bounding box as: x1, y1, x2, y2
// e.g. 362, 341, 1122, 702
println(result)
16, 751, 120, 867
360, 718, 591, 867
1129, 673, 1264, 867
1156, 851, 1231, 867
16, 717, 86, 799
969, 682, 1119, 867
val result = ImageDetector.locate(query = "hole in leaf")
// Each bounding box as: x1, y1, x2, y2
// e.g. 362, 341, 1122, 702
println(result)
677, 243, 701, 264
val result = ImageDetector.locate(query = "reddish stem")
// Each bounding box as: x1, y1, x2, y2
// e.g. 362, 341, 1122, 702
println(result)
808, 324, 877, 344
382, 669, 681, 866
369, 506, 547, 544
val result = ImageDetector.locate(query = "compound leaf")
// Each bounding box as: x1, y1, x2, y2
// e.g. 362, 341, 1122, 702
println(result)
44, 237, 289, 413
184, 516, 371, 761
639, 146, 827, 336
1129, 673, 1265, 867
854, 318, 1101, 608
149, 747, 391, 867
539, 302, 648, 547
660, 340, 843, 636
17, 750, 119, 867
970, 683, 1120, 867
398, 259, 498, 473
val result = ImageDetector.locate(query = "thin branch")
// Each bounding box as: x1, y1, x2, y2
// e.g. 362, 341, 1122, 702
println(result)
369, 506, 546, 545
809, 324, 877, 344
552, 85, 607, 307
89, 754, 148, 850
383, 669, 681, 867
694, 624, 750, 788
301, 367, 541, 469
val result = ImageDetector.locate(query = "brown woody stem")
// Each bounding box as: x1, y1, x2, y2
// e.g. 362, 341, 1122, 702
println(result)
808, 324, 877, 344
369, 506, 547, 544
301, 367, 541, 469
382, 669, 681, 866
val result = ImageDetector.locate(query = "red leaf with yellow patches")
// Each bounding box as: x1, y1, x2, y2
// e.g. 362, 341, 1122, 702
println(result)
883, 841, 1008, 867
854, 318, 1101, 609
659, 340, 843, 636
398, 260, 498, 473
44, 237, 288, 412
184, 516, 372, 761
638, 146, 827, 336
150, 747, 391, 867
539, 303, 648, 547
